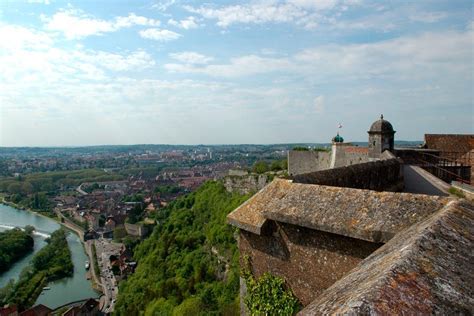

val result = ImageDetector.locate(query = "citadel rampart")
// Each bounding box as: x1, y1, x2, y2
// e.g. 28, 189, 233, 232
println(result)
228, 179, 452, 312
292, 153, 403, 191
223, 173, 270, 195
287, 150, 331, 176
240, 223, 382, 305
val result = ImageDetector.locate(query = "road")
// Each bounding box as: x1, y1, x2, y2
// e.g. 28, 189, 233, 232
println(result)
94, 238, 121, 313
76, 184, 88, 196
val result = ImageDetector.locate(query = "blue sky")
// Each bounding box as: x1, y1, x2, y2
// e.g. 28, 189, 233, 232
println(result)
0, 0, 472, 146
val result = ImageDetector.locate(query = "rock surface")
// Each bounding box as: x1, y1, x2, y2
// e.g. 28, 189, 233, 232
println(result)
299, 200, 474, 315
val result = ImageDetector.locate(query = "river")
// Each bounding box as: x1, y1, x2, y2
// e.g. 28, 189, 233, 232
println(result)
0, 204, 99, 309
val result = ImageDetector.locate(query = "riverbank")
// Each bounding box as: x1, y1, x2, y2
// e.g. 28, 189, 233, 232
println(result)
0, 229, 74, 310
1, 198, 57, 221
0, 203, 102, 296
53, 210, 102, 292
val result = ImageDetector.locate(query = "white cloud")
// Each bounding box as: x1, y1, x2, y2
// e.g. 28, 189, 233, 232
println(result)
314, 95, 324, 113
165, 54, 292, 77
168, 16, 199, 29
169, 52, 212, 64
114, 13, 161, 28
184, 0, 361, 28
288, 0, 338, 10
409, 12, 447, 23
164, 27, 473, 84
41, 9, 161, 39
0, 25, 53, 50
139, 28, 181, 41
184, 2, 307, 28
0, 24, 156, 86
152, 0, 177, 11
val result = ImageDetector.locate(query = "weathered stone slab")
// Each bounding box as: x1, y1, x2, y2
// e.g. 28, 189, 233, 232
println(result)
227, 179, 293, 235
246, 179, 448, 242
299, 200, 474, 315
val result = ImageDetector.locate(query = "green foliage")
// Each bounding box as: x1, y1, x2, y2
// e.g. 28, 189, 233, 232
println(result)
31, 229, 73, 279
292, 146, 309, 151
0, 228, 34, 272
127, 204, 145, 224
292, 146, 329, 153
252, 161, 269, 174
123, 194, 144, 203
242, 260, 300, 316
448, 187, 466, 198
172, 297, 203, 315
154, 185, 182, 195
0, 229, 73, 310
91, 243, 101, 279
0, 169, 122, 217
270, 159, 287, 171
0, 169, 124, 196
313, 147, 330, 152
114, 181, 251, 316
113, 226, 127, 241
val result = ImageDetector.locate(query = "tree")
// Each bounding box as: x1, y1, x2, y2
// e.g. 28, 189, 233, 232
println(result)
113, 226, 127, 241
252, 161, 269, 174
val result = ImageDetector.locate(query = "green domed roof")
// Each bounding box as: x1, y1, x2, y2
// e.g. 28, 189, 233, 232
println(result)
332, 133, 344, 143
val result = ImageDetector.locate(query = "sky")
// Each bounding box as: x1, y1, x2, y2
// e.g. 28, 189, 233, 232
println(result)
0, 0, 472, 146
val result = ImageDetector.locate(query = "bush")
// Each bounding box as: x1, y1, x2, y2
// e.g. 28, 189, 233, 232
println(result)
448, 187, 465, 198
292, 146, 309, 151
252, 161, 269, 174
243, 271, 300, 316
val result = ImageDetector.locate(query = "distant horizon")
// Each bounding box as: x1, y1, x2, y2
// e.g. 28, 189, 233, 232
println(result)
0, 140, 426, 149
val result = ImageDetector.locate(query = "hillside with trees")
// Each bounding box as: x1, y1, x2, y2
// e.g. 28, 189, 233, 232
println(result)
114, 181, 251, 315
0, 227, 34, 272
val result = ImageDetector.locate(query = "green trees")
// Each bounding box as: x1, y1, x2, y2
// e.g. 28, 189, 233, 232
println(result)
243, 272, 300, 316
0, 229, 73, 310
0, 228, 34, 272
0, 169, 125, 217
252, 161, 269, 174
114, 181, 250, 315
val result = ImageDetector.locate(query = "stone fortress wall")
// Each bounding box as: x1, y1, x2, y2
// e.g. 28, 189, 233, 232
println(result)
287, 150, 331, 176
228, 116, 474, 314
288, 145, 370, 177
292, 151, 403, 192
239, 222, 383, 306
224, 173, 270, 195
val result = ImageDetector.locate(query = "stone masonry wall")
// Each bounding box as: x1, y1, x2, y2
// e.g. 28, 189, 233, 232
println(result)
425, 134, 474, 154
288, 151, 331, 176
224, 174, 269, 195
240, 221, 382, 306
292, 157, 403, 191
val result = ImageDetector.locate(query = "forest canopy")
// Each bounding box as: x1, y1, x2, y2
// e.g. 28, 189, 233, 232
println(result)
114, 181, 251, 315
0, 226, 34, 272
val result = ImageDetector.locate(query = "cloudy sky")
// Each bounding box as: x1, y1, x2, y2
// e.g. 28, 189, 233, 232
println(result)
0, 0, 472, 146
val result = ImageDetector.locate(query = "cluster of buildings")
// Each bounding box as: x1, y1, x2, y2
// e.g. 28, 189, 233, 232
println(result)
228, 115, 473, 314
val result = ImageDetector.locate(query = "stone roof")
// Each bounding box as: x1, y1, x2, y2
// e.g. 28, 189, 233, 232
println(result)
226, 180, 282, 234
227, 179, 448, 242
299, 200, 474, 315
369, 115, 395, 134
425, 134, 474, 154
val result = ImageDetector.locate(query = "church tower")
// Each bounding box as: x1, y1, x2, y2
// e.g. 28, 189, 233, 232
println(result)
368, 114, 395, 158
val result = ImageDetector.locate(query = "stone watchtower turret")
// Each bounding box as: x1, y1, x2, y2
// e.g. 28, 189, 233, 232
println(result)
368, 114, 395, 158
